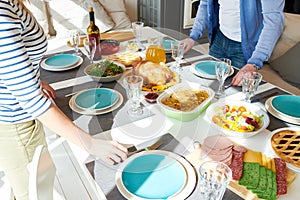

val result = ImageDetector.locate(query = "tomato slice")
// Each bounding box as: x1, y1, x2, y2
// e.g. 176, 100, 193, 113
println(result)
238, 106, 247, 112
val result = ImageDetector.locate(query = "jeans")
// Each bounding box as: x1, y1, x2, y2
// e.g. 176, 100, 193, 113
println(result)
209, 29, 246, 69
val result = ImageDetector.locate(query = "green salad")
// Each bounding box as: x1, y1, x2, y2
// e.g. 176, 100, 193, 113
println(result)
88, 60, 124, 77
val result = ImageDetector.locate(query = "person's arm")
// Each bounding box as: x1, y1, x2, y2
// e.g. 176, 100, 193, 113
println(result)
247, 0, 285, 68
181, 0, 209, 53
37, 104, 127, 165
232, 0, 285, 86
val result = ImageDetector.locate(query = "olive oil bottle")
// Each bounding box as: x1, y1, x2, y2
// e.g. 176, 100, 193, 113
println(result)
87, 7, 101, 61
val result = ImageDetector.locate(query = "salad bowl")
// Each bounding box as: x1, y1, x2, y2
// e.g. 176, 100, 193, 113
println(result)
84, 60, 126, 82
205, 100, 270, 138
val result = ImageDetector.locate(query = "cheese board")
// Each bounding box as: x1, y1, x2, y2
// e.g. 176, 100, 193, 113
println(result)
185, 135, 297, 200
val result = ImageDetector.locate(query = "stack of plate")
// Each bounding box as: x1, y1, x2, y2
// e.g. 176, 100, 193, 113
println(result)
115, 150, 197, 199
265, 95, 300, 125
40, 54, 83, 71
190, 60, 234, 79
69, 88, 123, 115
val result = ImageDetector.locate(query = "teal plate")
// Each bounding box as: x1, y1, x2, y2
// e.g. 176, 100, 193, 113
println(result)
44, 54, 79, 68
74, 88, 119, 111
162, 39, 173, 52
271, 95, 300, 118
191, 60, 234, 79
121, 154, 186, 199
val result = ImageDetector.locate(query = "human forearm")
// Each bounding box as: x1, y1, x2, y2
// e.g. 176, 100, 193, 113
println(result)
37, 103, 93, 151
189, 0, 208, 41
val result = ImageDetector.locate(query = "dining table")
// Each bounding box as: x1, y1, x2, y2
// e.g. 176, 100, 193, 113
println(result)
42, 27, 300, 200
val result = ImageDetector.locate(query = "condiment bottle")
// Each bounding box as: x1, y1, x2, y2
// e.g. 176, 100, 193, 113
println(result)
87, 7, 101, 61
145, 36, 166, 64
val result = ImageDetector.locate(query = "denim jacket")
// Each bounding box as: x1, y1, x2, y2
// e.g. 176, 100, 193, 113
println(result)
190, 0, 285, 68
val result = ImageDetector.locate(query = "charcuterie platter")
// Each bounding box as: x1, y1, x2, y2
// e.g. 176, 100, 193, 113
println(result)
185, 135, 297, 200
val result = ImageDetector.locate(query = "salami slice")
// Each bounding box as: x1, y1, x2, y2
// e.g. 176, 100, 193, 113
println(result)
230, 151, 245, 180
274, 158, 287, 195
233, 145, 247, 153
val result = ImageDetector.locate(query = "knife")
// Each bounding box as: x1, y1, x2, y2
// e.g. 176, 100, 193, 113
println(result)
128, 140, 163, 156
250, 91, 279, 103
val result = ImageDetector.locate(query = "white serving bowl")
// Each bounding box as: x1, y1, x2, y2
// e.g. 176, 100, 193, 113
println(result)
84, 61, 126, 83
157, 82, 215, 122
205, 100, 270, 138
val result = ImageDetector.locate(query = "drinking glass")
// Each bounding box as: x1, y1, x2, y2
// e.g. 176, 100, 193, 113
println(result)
84, 38, 96, 64
198, 161, 232, 200
215, 58, 231, 99
69, 30, 82, 56
123, 75, 144, 116
242, 71, 263, 103
132, 21, 145, 50
171, 41, 186, 72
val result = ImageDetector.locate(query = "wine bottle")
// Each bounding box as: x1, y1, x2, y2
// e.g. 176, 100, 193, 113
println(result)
87, 7, 101, 61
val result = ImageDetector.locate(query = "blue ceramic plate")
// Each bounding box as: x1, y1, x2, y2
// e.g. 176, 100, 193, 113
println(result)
190, 61, 234, 79
44, 54, 79, 68
162, 39, 173, 52
74, 88, 119, 111
271, 95, 300, 119
121, 154, 186, 199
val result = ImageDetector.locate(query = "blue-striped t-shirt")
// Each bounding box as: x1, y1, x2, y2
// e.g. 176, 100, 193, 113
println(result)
0, 0, 51, 124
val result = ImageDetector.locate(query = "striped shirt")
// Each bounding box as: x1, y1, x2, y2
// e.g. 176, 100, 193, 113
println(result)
0, 0, 51, 124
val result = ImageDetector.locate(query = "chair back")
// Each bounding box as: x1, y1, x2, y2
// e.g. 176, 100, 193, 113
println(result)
28, 145, 56, 200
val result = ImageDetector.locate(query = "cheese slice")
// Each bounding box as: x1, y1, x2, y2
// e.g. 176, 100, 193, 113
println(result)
271, 158, 276, 172
243, 149, 262, 164
262, 154, 267, 167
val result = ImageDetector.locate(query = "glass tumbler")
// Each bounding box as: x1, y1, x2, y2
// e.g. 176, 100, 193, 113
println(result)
242, 71, 263, 103
123, 75, 144, 116
198, 161, 232, 200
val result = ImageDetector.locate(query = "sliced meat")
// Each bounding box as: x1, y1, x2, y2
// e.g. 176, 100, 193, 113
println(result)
203, 135, 233, 150
207, 149, 233, 162
202, 144, 232, 155
230, 151, 245, 180
233, 146, 247, 153
274, 158, 287, 195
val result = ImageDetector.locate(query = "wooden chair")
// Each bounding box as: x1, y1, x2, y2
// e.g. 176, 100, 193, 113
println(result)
27, 145, 56, 200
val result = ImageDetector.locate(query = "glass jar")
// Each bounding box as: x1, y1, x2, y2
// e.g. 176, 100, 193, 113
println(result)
145, 37, 166, 64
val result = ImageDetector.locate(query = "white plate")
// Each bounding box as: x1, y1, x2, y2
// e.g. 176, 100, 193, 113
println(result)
69, 89, 123, 115
115, 150, 197, 200
265, 97, 300, 125
267, 127, 300, 173
190, 60, 234, 79
40, 56, 83, 71
205, 100, 270, 138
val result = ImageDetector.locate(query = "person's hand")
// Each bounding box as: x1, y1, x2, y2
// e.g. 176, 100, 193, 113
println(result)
180, 38, 195, 54
89, 139, 128, 165
231, 64, 258, 86
41, 81, 56, 99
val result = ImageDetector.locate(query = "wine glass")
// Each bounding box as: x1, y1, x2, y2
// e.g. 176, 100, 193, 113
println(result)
171, 41, 186, 72
242, 71, 263, 103
69, 30, 82, 56
84, 38, 96, 64
123, 75, 144, 116
215, 58, 231, 99
132, 21, 145, 51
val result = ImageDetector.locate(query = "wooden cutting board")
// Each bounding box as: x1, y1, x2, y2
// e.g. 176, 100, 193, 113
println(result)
185, 146, 297, 200
100, 31, 135, 42
67, 31, 135, 47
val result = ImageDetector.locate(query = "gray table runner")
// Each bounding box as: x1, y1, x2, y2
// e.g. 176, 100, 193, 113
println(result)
86, 133, 243, 200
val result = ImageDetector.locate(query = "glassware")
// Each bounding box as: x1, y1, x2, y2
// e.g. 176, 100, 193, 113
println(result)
198, 161, 232, 200
84, 38, 96, 64
145, 36, 166, 64
215, 58, 231, 99
171, 41, 185, 72
131, 21, 145, 51
123, 75, 144, 116
242, 71, 263, 103
69, 30, 82, 56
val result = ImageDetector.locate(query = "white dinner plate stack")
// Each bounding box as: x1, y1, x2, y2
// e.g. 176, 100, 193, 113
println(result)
40, 54, 83, 71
